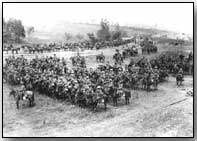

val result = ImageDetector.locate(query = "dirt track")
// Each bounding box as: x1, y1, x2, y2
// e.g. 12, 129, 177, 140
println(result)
3, 76, 193, 137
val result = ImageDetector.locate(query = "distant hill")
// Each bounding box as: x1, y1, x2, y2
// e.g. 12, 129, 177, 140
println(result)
26, 22, 186, 43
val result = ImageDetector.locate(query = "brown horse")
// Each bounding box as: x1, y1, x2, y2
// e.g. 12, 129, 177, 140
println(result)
9, 89, 35, 109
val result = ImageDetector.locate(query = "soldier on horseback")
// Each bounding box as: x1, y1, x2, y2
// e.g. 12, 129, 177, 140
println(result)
178, 68, 184, 79
113, 49, 122, 65
19, 84, 26, 94
176, 68, 184, 86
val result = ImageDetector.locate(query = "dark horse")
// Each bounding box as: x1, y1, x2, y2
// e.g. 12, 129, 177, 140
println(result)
176, 74, 184, 86
92, 91, 108, 111
9, 89, 35, 109
122, 88, 131, 105
96, 54, 105, 63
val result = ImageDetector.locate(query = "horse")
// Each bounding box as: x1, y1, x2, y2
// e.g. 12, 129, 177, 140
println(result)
9, 89, 35, 109
96, 54, 105, 63
6, 72, 21, 85
111, 87, 122, 106
92, 94, 108, 111
113, 53, 123, 65
176, 74, 184, 86
147, 76, 158, 91
141, 75, 157, 91
11, 47, 20, 54
159, 70, 169, 82
87, 88, 108, 111
122, 88, 131, 105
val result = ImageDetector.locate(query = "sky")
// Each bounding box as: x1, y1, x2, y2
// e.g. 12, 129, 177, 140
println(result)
3, 3, 193, 35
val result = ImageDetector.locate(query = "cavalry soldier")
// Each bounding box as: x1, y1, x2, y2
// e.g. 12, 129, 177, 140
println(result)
178, 68, 184, 76
174, 63, 179, 74
176, 68, 184, 86
113, 49, 122, 65
95, 85, 103, 98
19, 84, 26, 95
153, 66, 159, 75
106, 61, 112, 71
113, 63, 119, 74
20, 66, 26, 78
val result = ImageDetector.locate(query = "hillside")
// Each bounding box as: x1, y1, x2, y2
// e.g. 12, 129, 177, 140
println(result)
27, 22, 169, 43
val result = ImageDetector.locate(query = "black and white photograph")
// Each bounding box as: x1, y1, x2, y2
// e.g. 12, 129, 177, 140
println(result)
2, 2, 193, 137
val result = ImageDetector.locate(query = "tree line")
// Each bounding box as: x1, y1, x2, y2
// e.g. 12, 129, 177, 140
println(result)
87, 19, 128, 44
3, 18, 35, 44
64, 19, 128, 44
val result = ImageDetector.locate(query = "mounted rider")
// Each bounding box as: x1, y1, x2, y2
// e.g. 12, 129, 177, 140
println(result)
113, 49, 122, 65
178, 68, 184, 78
18, 84, 26, 98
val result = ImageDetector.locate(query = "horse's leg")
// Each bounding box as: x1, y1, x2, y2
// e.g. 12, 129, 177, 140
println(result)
16, 100, 19, 109
104, 101, 107, 110
29, 99, 31, 107
147, 84, 149, 92
156, 81, 158, 89
93, 102, 98, 111
104, 98, 108, 110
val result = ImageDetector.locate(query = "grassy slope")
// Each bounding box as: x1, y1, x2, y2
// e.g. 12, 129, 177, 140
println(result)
28, 22, 168, 43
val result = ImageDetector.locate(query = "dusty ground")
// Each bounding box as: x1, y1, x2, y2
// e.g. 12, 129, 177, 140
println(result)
3, 45, 193, 137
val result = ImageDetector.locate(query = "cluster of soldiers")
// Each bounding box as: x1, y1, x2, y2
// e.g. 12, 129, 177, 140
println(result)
122, 45, 138, 59
140, 38, 158, 54
3, 39, 133, 54
151, 51, 193, 75
4, 49, 191, 110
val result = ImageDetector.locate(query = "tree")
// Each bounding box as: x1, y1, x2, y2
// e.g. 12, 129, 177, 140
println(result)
26, 26, 34, 37
6, 18, 25, 43
64, 32, 73, 41
97, 19, 111, 41
87, 33, 97, 44
111, 23, 127, 40
112, 31, 122, 40
75, 33, 84, 40
3, 18, 11, 43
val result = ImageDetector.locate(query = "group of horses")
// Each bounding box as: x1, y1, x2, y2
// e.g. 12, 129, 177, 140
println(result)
140, 38, 158, 54
4, 51, 172, 110
3, 39, 134, 55
96, 53, 105, 63
70, 55, 86, 68
122, 46, 138, 59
